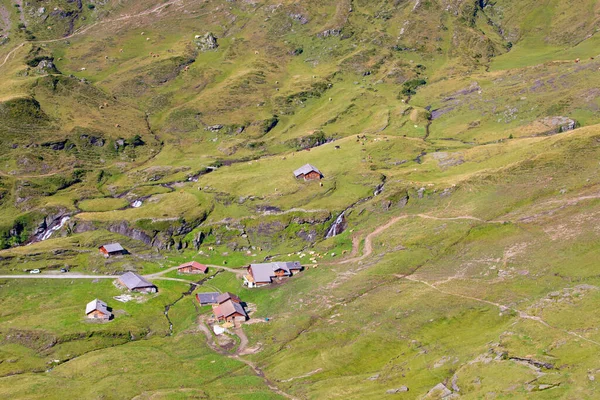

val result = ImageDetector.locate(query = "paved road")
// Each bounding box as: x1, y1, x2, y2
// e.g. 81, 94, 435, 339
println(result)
0, 274, 117, 279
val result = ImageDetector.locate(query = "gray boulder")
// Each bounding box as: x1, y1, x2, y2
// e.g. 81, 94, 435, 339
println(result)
195, 33, 219, 51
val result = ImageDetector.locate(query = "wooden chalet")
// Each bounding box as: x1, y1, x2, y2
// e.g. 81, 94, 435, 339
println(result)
177, 261, 208, 274
117, 272, 157, 293
293, 164, 323, 181
85, 299, 112, 321
99, 243, 126, 258
245, 261, 302, 288
213, 299, 248, 323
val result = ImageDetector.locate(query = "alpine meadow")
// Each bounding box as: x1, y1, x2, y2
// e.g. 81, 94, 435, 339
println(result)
1, 0, 600, 399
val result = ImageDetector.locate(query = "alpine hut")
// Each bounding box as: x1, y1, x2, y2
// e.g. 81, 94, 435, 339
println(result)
293, 164, 323, 181
85, 299, 112, 321
117, 272, 157, 293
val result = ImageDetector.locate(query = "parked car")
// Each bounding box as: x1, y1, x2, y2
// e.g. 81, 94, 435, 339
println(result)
29, 269, 41, 274
60, 268, 69, 273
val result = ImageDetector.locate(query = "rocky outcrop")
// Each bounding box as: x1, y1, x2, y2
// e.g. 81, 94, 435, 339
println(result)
538, 116, 577, 135
195, 33, 218, 51
318, 29, 341, 38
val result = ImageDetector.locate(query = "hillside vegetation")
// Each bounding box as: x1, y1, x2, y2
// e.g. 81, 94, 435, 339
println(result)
0, 0, 600, 399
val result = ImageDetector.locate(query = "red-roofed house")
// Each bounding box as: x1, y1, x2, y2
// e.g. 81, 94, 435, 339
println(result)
177, 261, 208, 274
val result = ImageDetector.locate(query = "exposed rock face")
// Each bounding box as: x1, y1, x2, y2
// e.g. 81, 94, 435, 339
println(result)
539, 116, 577, 134
41, 140, 67, 150
80, 134, 105, 147
424, 383, 453, 398
195, 33, 218, 51
289, 13, 309, 24
106, 221, 156, 247
318, 29, 341, 38
36, 59, 59, 74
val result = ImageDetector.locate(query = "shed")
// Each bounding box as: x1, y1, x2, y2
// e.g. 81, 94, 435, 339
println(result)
117, 272, 157, 293
85, 299, 112, 320
99, 243, 126, 257
293, 164, 323, 181
177, 261, 208, 274
197, 292, 219, 306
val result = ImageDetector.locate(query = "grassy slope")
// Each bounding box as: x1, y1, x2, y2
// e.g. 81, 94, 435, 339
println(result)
0, 0, 600, 398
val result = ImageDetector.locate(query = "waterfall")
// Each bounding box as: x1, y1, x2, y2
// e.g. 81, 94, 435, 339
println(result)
39, 216, 71, 241
325, 211, 346, 238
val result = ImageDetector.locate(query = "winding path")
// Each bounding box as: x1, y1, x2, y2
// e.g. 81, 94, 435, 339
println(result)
0, 0, 184, 69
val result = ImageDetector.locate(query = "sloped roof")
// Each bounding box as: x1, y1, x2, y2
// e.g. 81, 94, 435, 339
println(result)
215, 299, 247, 319
101, 243, 124, 253
118, 272, 155, 290
197, 292, 219, 304
85, 299, 110, 316
293, 164, 322, 177
249, 262, 301, 283
178, 261, 207, 272
216, 292, 240, 304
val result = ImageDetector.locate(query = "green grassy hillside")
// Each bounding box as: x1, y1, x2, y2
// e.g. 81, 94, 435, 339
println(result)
1, 0, 600, 398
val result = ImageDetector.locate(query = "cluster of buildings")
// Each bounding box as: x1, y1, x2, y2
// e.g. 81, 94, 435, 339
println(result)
88, 241, 304, 325
197, 291, 248, 324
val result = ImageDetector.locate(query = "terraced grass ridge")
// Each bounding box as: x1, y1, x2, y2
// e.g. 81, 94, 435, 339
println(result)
1, 0, 600, 398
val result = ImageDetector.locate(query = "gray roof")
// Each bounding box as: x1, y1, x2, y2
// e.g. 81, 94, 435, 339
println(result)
293, 164, 322, 177
118, 272, 155, 290
249, 261, 301, 283
85, 299, 111, 316
101, 243, 124, 253
197, 292, 219, 304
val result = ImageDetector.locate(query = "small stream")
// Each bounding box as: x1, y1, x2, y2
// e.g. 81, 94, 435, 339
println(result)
163, 271, 222, 335
325, 175, 387, 238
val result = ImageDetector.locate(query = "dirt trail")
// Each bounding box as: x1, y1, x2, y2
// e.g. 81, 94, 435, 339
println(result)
0, 168, 73, 179
335, 213, 502, 265
145, 264, 246, 279
400, 275, 600, 348
0, 0, 184, 69
197, 316, 297, 399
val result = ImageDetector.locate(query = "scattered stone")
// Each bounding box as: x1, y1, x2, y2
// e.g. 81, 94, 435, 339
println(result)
386, 386, 409, 394
367, 374, 379, 381
425, 383, 452, 398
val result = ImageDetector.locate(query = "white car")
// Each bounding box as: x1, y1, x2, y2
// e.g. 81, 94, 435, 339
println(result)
29, 269, 41, 274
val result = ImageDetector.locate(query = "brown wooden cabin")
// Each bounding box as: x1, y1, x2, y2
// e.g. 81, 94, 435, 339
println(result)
99, 243, 126, 258
293, 164, 323, 181
85, 299, 112, 321
244, 261, 302, 288
213, 299, 248, 323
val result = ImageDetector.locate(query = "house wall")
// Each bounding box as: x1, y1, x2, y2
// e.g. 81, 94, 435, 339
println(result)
133, 286, 157, 294
87, 310, 109, 320
178, 266, 203, 274
304, 171, 321, 180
